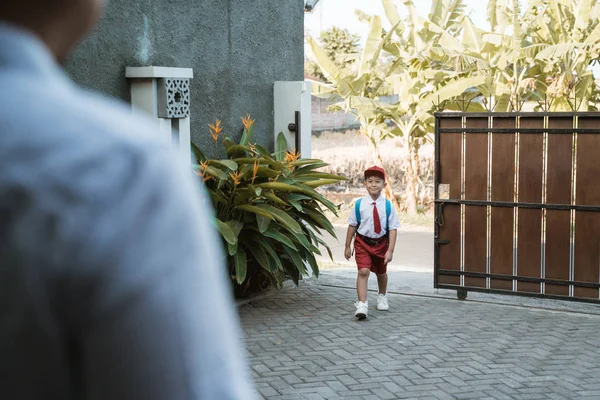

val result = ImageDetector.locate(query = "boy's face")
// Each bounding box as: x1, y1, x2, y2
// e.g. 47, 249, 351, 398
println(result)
364, 174, 386, 198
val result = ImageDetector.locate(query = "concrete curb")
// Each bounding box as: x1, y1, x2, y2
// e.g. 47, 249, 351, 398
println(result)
235, 280, 297, 307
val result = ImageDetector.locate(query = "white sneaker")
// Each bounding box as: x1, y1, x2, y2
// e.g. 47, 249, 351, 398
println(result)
377, 293, 389, 311
354, 301, 368, 319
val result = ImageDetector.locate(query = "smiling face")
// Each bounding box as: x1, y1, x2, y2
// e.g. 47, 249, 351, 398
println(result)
364, 174, 386, 200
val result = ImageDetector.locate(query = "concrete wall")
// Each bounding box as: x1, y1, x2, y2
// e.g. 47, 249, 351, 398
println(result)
64, 0, 304, 156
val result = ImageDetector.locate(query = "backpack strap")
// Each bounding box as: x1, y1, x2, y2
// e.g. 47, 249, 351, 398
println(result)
385, 199, 391, 233
354, 198, 362, 228
356, 198, 392, 233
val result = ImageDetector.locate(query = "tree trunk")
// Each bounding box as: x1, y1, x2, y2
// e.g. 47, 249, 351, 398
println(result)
404, 138, 419, 215
365, 128, 401, 212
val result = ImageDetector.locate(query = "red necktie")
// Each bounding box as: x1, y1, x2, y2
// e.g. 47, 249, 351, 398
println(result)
372, 202, 381, 234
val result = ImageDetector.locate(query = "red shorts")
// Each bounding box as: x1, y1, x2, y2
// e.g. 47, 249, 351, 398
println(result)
354, 234, 388, 274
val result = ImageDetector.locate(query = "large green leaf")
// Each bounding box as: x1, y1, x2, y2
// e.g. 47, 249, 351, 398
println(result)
282, 245, 307, 276
535, 43, 578, 61
418, 75, 487, 110
205, 166, 228, 180
290, 162, 330, 176
302, 249, 320, 278
301, 207, 336, 237
209, 159, 238, 171
240, 123, 254, 146
215, 219, 236, 245
382, 0, 404, 35
226, 145, 250, 158
232, 157, 284, 171
292, 172, 344, 180
286, 193, 311, 212
226, 220, 243, 237
308, 37, 341, 82
247, 243, 272, 272
315, 236, 334, 261
261, 240, 283, 272
275, 132, 288, 161
234, 248, 247, 284
235, 204, 275, 220
227, 241, 237, 256
263, 227, 298, 251
310, 81, 338, 99
191, 142, 206, 163
252, 204, 302, 234
255, 182, 318, 197
301, 179, 344, 188
256, 214, 271, 233
249, 167, 279, 180
262, 191, 288, 206
358, 15, 382, 77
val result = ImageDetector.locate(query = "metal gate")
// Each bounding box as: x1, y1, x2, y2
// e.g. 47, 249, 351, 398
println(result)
434, 112, 600, 303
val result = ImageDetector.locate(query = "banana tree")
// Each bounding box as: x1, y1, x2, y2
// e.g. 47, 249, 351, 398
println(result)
446, 0, 600, 112
309, 0, 478, 214
523, 0, 600, 110
308, 13, 403, 211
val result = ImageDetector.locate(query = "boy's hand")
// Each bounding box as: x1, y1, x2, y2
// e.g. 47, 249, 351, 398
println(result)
344, 246, 353, 260
384, 250, 394, 264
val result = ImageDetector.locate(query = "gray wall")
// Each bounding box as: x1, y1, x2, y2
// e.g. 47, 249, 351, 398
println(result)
65, 0, 304, 156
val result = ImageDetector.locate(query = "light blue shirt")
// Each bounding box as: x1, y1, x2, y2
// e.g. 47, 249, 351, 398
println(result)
0, 23, 254, 399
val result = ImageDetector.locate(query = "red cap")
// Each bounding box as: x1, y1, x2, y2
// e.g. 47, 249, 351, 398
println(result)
364, 165, 386, 179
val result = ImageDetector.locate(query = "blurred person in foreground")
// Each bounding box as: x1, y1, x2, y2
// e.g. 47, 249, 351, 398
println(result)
0, 1, 255, 399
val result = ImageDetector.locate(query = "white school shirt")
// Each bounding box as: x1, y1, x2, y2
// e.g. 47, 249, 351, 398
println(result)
347, 195, 401, 239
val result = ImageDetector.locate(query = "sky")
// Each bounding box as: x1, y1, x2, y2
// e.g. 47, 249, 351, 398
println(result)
305, 0, 490, 40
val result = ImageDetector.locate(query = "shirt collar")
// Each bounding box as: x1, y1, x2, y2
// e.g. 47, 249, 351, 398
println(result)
365, 194, 385, 204
0, 22, 66, 80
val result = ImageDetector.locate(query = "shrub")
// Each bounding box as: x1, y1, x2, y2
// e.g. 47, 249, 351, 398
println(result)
192, 115, 346, 297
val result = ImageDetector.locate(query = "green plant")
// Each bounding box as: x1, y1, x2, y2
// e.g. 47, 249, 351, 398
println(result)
191, 115, 346, 297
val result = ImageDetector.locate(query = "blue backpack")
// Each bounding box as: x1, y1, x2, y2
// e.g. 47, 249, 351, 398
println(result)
355, 198, 392, 233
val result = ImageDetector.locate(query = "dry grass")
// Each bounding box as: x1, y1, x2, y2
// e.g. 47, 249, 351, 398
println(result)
312, 129, 435, 227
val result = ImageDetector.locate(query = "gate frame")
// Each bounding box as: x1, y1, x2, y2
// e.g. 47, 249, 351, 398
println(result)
434, 111, 600, 304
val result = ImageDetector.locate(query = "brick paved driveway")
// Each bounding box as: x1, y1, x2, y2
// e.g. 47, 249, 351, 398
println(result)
240, 280, 600, 400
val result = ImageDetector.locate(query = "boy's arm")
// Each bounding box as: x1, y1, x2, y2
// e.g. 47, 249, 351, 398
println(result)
384, 229, 398, 264
344, 225, 357, 260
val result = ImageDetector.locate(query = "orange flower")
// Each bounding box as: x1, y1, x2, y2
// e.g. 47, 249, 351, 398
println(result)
249, 142, 259, 158
251, 161, 259, 184
208, 120, 222, 142
199, 160, 209, 173
230, 170, 243, 187
241, 114, 255, 131
284, 150, 301, 163
196, 161, 211, 182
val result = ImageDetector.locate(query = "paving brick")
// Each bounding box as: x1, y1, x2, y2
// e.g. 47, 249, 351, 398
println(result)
240, 280, 600, 399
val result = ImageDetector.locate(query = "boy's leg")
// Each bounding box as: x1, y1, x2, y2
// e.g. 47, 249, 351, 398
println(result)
373, 248, 390, 311
376, 272, 388, 295
356, 267, 370, 302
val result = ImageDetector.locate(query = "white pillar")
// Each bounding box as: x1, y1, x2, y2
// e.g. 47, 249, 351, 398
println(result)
126, 66, 194, 163
274, 81, 312, 158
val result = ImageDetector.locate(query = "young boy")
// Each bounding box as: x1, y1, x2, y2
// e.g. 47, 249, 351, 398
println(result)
345, 166, 400, 319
